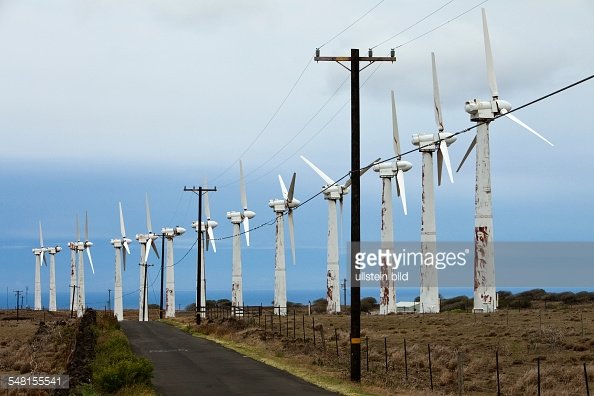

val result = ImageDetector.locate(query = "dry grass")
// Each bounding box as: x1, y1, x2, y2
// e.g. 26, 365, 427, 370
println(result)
169, 304, 594, 395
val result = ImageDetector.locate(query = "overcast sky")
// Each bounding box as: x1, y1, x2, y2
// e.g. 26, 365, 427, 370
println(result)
1, 1, 593, 297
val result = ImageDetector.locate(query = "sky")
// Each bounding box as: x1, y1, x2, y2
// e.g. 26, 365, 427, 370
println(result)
0, 0, 593, 303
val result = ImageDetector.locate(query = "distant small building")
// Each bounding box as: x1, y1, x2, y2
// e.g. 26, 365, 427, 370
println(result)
396, 301, 420, 313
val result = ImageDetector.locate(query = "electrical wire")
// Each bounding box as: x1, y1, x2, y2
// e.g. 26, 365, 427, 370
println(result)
318, 0, 386, 49
209, 73, 594, 242
370, 0, 456, 49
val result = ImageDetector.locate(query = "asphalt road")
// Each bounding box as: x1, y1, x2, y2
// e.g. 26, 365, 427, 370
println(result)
121, 321, 338, 396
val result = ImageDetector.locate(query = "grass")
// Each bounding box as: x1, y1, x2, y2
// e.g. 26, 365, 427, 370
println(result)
166, 303, 594, 395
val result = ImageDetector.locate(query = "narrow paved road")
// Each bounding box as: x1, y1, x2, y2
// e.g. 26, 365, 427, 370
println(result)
121, 321, 337, 396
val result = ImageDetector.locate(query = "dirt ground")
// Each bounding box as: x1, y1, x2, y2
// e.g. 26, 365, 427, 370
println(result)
171, 303, 594, 395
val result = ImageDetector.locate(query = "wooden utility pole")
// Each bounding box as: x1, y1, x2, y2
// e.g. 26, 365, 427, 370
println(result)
314, 47, 396, 382
13, 290, 22, 322
184, 185, 217, 325
342, 278, 347, 310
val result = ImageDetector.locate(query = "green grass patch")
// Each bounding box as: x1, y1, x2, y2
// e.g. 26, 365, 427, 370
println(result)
87, 314, 154, 395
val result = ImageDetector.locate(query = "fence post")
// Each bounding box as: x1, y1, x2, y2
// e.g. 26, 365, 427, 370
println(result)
428, 343, 433, 391
278, 313, 282, 336
404, 338, 408, 381
264, 312, 267, 339
584, 362, 590, 396
496, 350, 500, 396
457, 351, 464, 396
366, 336, 369, 372
384, 337, 388, 372
537, 357, 541, 396
335, 328, 339, 357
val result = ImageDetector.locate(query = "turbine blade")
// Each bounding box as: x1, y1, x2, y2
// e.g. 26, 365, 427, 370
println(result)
432, 52, 444, 132
123, 240, 130, 255
86, 248, 95, 274
204, 184, 212, 220
145, 193, 153, 233
344, 157, 380, 190
151, 239, 160, 259
503, 112, 554, 147
439, 140, 454, 184
40, 250, 46, 266
240, 160, 248, 210
122, 249, 127, 271
85, 211, 89, 242
242, 216, 250, 247
39, 221, 44, 247
207, 227, 216, 253
396, 171, 408, 215
456, 136, 477, 173
144, 242, 150, 264
437, 149, 443, 186
482, 8, 499, 98
300, 155, 335, 185
287, 172, 296, 203
288, 210, 296, 265
278, 175, 288, 200
391, 90, 401, 158
119, 202, 126, 238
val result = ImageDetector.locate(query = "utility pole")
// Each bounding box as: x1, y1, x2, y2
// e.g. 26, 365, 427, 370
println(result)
142, 261, 153, 321
314, 47, 396, 382
159, 234, 165, 319
13, 290, 22, 322
184, 185, 217, 325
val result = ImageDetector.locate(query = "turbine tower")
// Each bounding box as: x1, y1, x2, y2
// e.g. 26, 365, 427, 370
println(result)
226, 160, 255, 315
457, 9, 554, 312
301, 156, 377, 314
46, 226, 62, 312
191, 182, 217, 319
77, 212, 95, 317
372, 92, 411, 315
67, 220, 79, 313
411, 52, 456, 313
162, 225, 186, 318
32, 221, 47, 311
110, 202, 131, 321
135, 194, 160, 321
268, 173, 299, 316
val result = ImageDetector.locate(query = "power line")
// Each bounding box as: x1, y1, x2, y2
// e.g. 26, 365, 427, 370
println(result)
370, 0, 456, 49
209, 73, 594, 242
318, 0, 387, 49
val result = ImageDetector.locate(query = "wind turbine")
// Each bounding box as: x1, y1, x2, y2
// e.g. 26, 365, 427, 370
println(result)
191, 182, 217, 319
162, 224, 186, 319
77, 212, 95, 317
457, 9, 554, 312
372, 91, 412, 315
135, 194, 160, 321
268, 173, 299, 316
411, 52, 456, 313
110, 202, 131, 321
45, 225, 62, 312
32, 221, 47, 311
301, 156, 377, 314
226, 160, 255, 315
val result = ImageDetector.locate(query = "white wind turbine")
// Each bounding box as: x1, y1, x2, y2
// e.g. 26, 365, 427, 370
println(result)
372, 91, 412, 315
411, 52, 456, 314
301, 156, 377, 314
191, 182, 217, 319
77, 213, 95, 317
110, 202, 131, 321
268, 173, 299, 316
45, 225, 62, 312
162, 224, 186, 319
226, 160, 255, 315
32, 221, 47, 311
135, 194, 160, 321
457, 9, 554, 312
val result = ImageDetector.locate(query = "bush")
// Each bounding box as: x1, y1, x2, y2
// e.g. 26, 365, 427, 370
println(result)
361, 297, 378, 313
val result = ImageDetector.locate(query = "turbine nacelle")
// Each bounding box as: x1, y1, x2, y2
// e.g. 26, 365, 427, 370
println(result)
48, 246, 62, 254
243, 210, 255, 220
162, 226, 186, 237
411, 133, 456, 151
227, 211, 242, 223
465, 98, 511, 121
321, 184, 347, 201
372, 160, 412, 177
